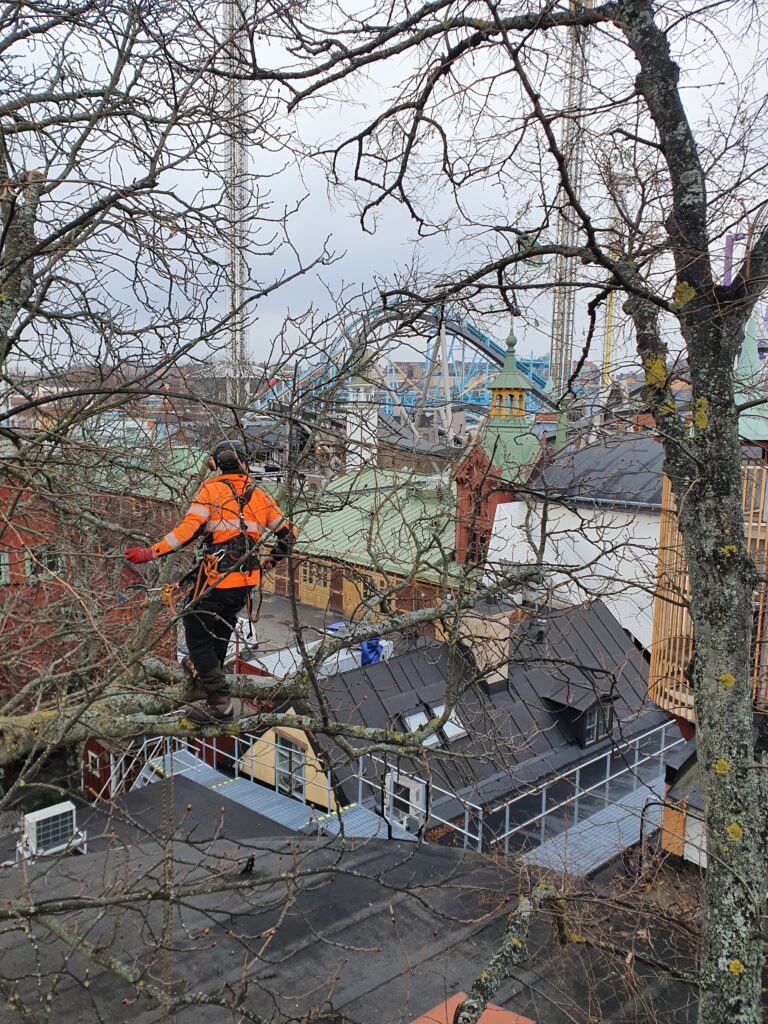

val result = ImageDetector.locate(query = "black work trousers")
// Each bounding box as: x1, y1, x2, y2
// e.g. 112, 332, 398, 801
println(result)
183, 586, 250, 693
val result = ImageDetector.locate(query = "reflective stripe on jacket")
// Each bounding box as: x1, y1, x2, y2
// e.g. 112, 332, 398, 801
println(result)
151, 474, 287, 588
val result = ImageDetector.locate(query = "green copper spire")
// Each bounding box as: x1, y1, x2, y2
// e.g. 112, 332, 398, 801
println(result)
490, 326, 533, 393
480, 323, 539, 483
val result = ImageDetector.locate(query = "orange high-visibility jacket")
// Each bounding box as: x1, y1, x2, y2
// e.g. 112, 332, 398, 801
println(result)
150, 474, 289, 589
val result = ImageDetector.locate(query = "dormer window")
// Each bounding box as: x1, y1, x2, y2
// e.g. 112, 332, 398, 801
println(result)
582, 704, 613, 746
401, 704, 467, 745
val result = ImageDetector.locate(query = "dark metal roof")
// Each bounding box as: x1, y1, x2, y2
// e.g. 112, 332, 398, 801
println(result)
0, 820, 696, 1024
536, 434, 665, 508
318, 601, 665, 808
73, 775, 287, 854
378, 411, 458, 457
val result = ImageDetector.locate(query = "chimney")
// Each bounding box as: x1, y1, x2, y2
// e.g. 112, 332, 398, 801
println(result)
459, 611, 512, 696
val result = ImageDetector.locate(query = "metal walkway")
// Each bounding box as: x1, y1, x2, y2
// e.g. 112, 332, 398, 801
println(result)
522, 776, 664, 876
147, 749, 415, 842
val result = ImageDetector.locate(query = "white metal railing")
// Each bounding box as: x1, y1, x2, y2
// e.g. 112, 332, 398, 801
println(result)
95, 736, 169, 802
359, 753, 485, 850
189, 732, 334, 809
99, 731, 331, 809
490, 720, 684, 853
94, 720, 682, 856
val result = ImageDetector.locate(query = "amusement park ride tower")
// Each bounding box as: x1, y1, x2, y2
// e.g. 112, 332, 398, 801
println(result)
224, 0, 249, 409
549, 0, 593, 395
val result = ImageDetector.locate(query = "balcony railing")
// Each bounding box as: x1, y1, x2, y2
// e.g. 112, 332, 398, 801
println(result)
650, 469, 768, 718
489, 720, 684, 854
95, 719, 683, 857
96, 732, 326, 808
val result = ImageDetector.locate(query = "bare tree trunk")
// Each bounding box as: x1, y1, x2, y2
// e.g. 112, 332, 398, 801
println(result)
675, 320, 766, 1024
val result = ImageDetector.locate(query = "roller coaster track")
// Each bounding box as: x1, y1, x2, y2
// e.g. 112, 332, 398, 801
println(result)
250, 307, 551, 416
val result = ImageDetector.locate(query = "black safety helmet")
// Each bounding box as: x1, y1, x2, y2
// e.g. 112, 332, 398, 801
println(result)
210, 438, 248, 473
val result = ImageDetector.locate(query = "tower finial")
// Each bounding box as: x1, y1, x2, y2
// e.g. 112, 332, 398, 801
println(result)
506, 324, 517, 356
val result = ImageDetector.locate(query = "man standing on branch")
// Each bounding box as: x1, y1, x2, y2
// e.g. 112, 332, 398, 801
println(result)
125, 439, 295, 724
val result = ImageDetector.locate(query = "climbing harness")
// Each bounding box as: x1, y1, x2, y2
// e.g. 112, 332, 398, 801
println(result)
210, 477, 261, 575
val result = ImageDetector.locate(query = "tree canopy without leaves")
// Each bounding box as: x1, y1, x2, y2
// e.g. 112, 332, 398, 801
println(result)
0, 0, 766, 1022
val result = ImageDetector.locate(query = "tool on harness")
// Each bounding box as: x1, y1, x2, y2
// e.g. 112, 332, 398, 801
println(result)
244, 586, 262, 641
161, 583, 181, 617
177, 553, 223, 606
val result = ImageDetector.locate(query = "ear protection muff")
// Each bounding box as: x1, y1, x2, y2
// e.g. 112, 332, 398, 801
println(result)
210, 439, 248, 474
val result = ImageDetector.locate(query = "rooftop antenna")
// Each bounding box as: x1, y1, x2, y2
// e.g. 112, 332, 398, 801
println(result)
549, 0, 593, 396
224, 0, 248, 411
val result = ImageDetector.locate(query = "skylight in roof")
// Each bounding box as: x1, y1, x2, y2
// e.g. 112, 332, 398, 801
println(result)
403, 710, 440, 746
431, 704, 467, 740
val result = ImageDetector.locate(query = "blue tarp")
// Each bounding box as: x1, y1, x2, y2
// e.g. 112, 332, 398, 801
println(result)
360, 638, 383, 665
326, 622, 383, 665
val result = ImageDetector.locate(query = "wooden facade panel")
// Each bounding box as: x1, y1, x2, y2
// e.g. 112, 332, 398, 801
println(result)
239, 721, 336, 811
265, 554, 441, 630
297, 559, 331, 610
649, 468, 768, 720
661, 799, 687, 859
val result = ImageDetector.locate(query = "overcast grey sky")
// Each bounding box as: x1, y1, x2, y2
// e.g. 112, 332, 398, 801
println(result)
240, 6, 768, 377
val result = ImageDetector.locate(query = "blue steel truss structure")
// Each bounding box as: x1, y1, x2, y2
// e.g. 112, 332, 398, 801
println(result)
250, 307, 551, 417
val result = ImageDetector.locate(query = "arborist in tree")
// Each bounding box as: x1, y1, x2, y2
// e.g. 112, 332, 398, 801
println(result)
124, 439, 295, 724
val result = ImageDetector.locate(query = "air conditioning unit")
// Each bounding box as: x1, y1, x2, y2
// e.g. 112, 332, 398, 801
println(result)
19, 801, 85, 859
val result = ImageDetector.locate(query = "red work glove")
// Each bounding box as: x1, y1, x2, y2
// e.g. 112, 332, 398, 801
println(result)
125, 547, 154, 564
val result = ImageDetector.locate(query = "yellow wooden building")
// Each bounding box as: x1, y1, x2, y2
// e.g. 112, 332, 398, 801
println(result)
262, 468, 464, 624
239, 710, 337, 812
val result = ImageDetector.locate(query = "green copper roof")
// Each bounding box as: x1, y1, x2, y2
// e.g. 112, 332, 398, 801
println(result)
489, 328, 532, 392
736, 318, 768, 442
292, 467, 463, 584
481, 418, 540, 484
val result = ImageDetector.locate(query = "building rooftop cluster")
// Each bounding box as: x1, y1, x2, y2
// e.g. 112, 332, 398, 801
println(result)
1, 314, 767, 1021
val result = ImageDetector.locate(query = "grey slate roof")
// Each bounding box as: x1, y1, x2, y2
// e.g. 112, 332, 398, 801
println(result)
536, 434, 665, 508
317, 601, 665, 811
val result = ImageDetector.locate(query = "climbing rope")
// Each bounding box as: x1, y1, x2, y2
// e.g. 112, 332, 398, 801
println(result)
160, 739, 175, 1020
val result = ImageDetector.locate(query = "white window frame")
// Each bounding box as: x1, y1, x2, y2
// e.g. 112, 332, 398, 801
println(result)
301, 561, 330, 587
402, 710, 439, 747
430, 703, 467, 741
0, 551, 9, 585
386, 770, 427, 829
583, 705, 612, 746
24, 549, 66, 580
85, 749, 101, 775
275, 734, 306, 800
